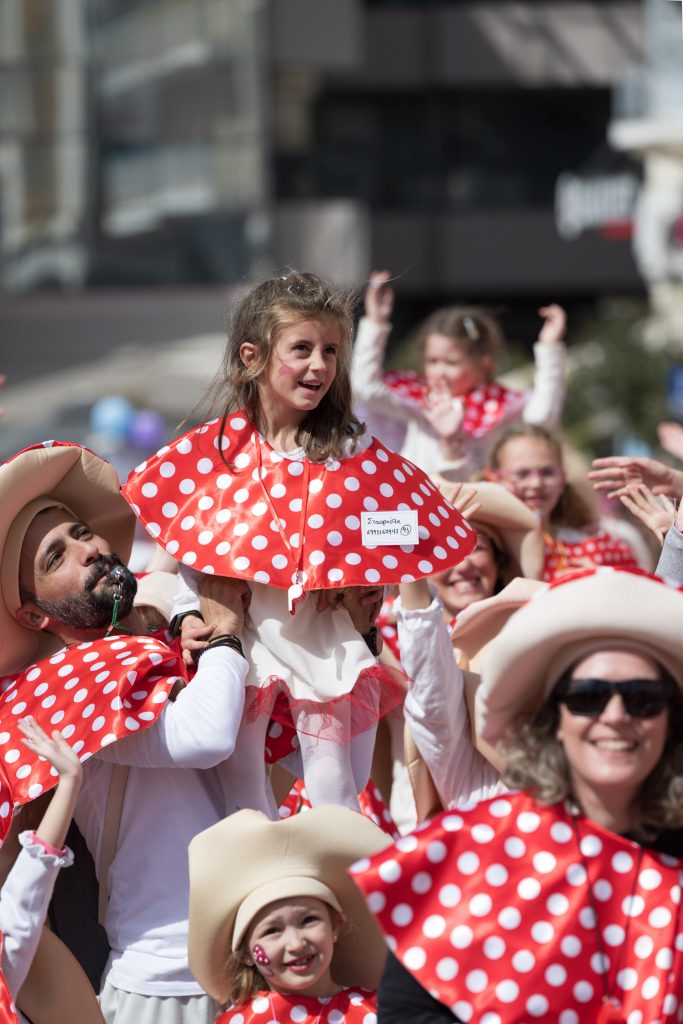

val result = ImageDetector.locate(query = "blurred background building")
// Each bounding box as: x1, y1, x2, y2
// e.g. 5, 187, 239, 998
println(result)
1, 0, 681, 458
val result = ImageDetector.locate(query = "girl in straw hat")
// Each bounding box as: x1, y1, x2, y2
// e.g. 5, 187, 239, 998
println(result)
351, 569, 683, 1024
188, 805, 391, 1023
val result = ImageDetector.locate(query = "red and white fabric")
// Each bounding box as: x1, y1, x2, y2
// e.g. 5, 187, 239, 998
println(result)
122, 413, 476, 593
217, 987, 377, 1024
384, 373, 526, 440
351, 790, 683, 1023
543, 529, 641, 583
279, 778, 400, 840
0, 939, 19, 1024
0, 635, 179, 827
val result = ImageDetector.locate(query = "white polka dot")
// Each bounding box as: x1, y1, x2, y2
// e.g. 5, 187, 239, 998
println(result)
391, 903, 414, 927
580, 834, 602, 857
198, 495, 214, 511
642, 976, 660, 999
457, 851, 479, 874
561, 935, 582, 958
496, 980, 519, 1003
345, 515, 360, 530
649, 906, 672, 927
634, 935, 653, 959
504, 836, 525, 858
162, 502, 178, 518
547, 893, 569, 916
382, 554, 398, 569
403, 946, 427, 971
344, 477, 360, 491
465, 969, 488, 993
573, 981, 594, 1003
272, 554, 288, 569
622, 894, 645, 917
450, 925, 473, 949
483, 936, 506, 960
422, 914, 447, 938
426, 840, 448, 863
533, 851, 556, 873
363, 496, 379, 512
498, 907, 521, 930
517, 811, 541, 833
566, 863, 587, 886
617, 968, 638, 990
550, 821, 573, 843
367, 891, 386, 913
614, 851, 634, 873
327, 568, 344, 583
309, 550, 325, 566
436, 958, 458, 981
655, 947, 673, 970
411, 871, 432, 894
472, 823, 495, 844
527, 995, 549, 1016
141, 482, 158, 498
271, 483, 286, 499
28, 783, 43, 799
289, 1006, 307, 1022
518, 877, 541, 900
486, 864, 508, 887
639, 868, 662, 891
378, 860, 401, 883
159, 461, 176, 478
512, 950, 535, 973
252, 996, 270, 1013
287, 461, 304, 477
531, 921, 554, 943
233, 556, 250, 572
327, 531, 343, 546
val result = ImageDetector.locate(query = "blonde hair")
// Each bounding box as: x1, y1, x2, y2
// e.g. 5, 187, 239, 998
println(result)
419, 306, 504, 382
488, 424, 595, 531
204, 271, 364, 462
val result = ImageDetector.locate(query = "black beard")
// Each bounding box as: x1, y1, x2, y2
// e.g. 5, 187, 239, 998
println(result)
35, 555, 137, 630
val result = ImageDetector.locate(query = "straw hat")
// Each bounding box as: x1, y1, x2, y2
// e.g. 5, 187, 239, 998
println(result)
0, 441, 135, 675
476, 568, 683, 750
188, 806, 392, 1004
434, 479, 544, 580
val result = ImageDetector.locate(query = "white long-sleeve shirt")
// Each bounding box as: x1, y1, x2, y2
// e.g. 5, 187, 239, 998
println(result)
75, 645, 247, 997
397, 595, 505, 810
351, 317, 566, 480
0, 831, 73, 1008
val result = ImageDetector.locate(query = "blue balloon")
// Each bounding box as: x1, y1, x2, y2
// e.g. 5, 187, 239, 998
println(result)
90, 395, 135, 441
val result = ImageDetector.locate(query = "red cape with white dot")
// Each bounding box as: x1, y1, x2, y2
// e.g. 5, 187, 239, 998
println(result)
217, 987, 376, 1024
543, 531, 640, 582
0, 937, 19, 1024
0, 635, 179, 839
122, 414, 476, 590
350, 791, 683, 1023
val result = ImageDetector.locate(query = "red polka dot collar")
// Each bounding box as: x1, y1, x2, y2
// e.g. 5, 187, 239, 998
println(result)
122, 413, 477, 593
382, 373, 526, 439
217, 986, 376, 1024
350, 791, 683, 1023
0, 635, 180, 839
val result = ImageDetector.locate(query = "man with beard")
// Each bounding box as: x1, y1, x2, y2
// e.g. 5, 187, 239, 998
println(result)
0, 441, 249, 1024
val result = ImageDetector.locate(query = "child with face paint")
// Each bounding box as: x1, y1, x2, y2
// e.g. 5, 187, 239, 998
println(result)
123, 272, 477, 813
187, 806, 390, 1023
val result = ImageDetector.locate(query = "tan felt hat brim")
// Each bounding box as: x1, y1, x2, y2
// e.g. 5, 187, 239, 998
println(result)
188, 806, 392, 1004
476, 571, 683, 751
0, 443, 134, 675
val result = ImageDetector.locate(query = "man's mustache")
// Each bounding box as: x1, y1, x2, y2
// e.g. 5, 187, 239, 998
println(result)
84, 555, 127, 592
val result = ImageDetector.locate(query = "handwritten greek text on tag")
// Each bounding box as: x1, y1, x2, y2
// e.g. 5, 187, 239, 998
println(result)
361, 510, 419, 547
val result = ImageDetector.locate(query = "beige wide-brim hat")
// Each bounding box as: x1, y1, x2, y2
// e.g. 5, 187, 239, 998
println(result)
476, 569, 683, 751
133, 570, 178, 625
0, 441, 135, 675
188, 806, 392, 1004
434, 479, 544, 581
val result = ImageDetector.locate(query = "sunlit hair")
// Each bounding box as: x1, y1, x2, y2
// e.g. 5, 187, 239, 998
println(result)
201, 272, 364, 462
419, 306, 504, 381
488, 423, 595, 530
503, 664, 683, 837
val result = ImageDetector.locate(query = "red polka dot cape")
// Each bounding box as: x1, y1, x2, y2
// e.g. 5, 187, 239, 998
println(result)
543, 531, 640, 583
121, 414, 477, 593
383, 372, 526, 439
0, 635, 179, 840
0, 944, 18, 1024
217, 987, 376, 1024
350, 791, 683, 1023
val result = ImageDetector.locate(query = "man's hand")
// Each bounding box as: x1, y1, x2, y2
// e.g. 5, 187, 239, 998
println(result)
537, 304, 567, 346
588, 455, 683, 500
315, 585, 384, 636
365, 270, 394, 325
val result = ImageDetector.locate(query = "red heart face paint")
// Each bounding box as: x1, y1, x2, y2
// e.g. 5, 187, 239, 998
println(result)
252, 944, 271, 966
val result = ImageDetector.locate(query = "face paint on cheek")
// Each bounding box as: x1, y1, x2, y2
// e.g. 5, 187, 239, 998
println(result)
277, 361, 296, 377
252, 945, 270, 966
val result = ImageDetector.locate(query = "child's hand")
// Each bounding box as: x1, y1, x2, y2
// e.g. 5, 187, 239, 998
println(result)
365, 270, 394, 324
340, 585, 385, 636
619, 484, 675, 546
198, 575, 251, 638
537, 304, 567, 346
18, 717, 82, 783
432, 479, 481, 520
180, 614, 213, 667
588, 455, 683, 500
424, 391, 464, 452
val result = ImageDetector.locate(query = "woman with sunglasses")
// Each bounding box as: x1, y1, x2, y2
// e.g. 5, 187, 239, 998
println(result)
350, 568, 683, 1023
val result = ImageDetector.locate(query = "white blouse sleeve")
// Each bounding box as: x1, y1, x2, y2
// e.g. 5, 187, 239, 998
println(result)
522, 342, 567, 428
397, 595, 505, 809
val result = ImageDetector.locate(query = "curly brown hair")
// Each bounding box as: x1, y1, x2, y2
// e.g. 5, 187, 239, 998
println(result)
201, 271, 365, 463
503, 667, 683, 837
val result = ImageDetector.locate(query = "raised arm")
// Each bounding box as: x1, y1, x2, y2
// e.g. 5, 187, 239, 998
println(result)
588, 454, 683, 499
523, 304, 567, 427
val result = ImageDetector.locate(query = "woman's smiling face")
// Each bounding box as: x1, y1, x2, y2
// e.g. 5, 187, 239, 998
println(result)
245, 896, 341, 998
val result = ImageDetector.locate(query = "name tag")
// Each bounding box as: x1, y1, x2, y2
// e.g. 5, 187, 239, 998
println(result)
361, 510, 419, 547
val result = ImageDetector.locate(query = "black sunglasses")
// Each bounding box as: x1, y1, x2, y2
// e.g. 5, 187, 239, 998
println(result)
554, 678, 674, 719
